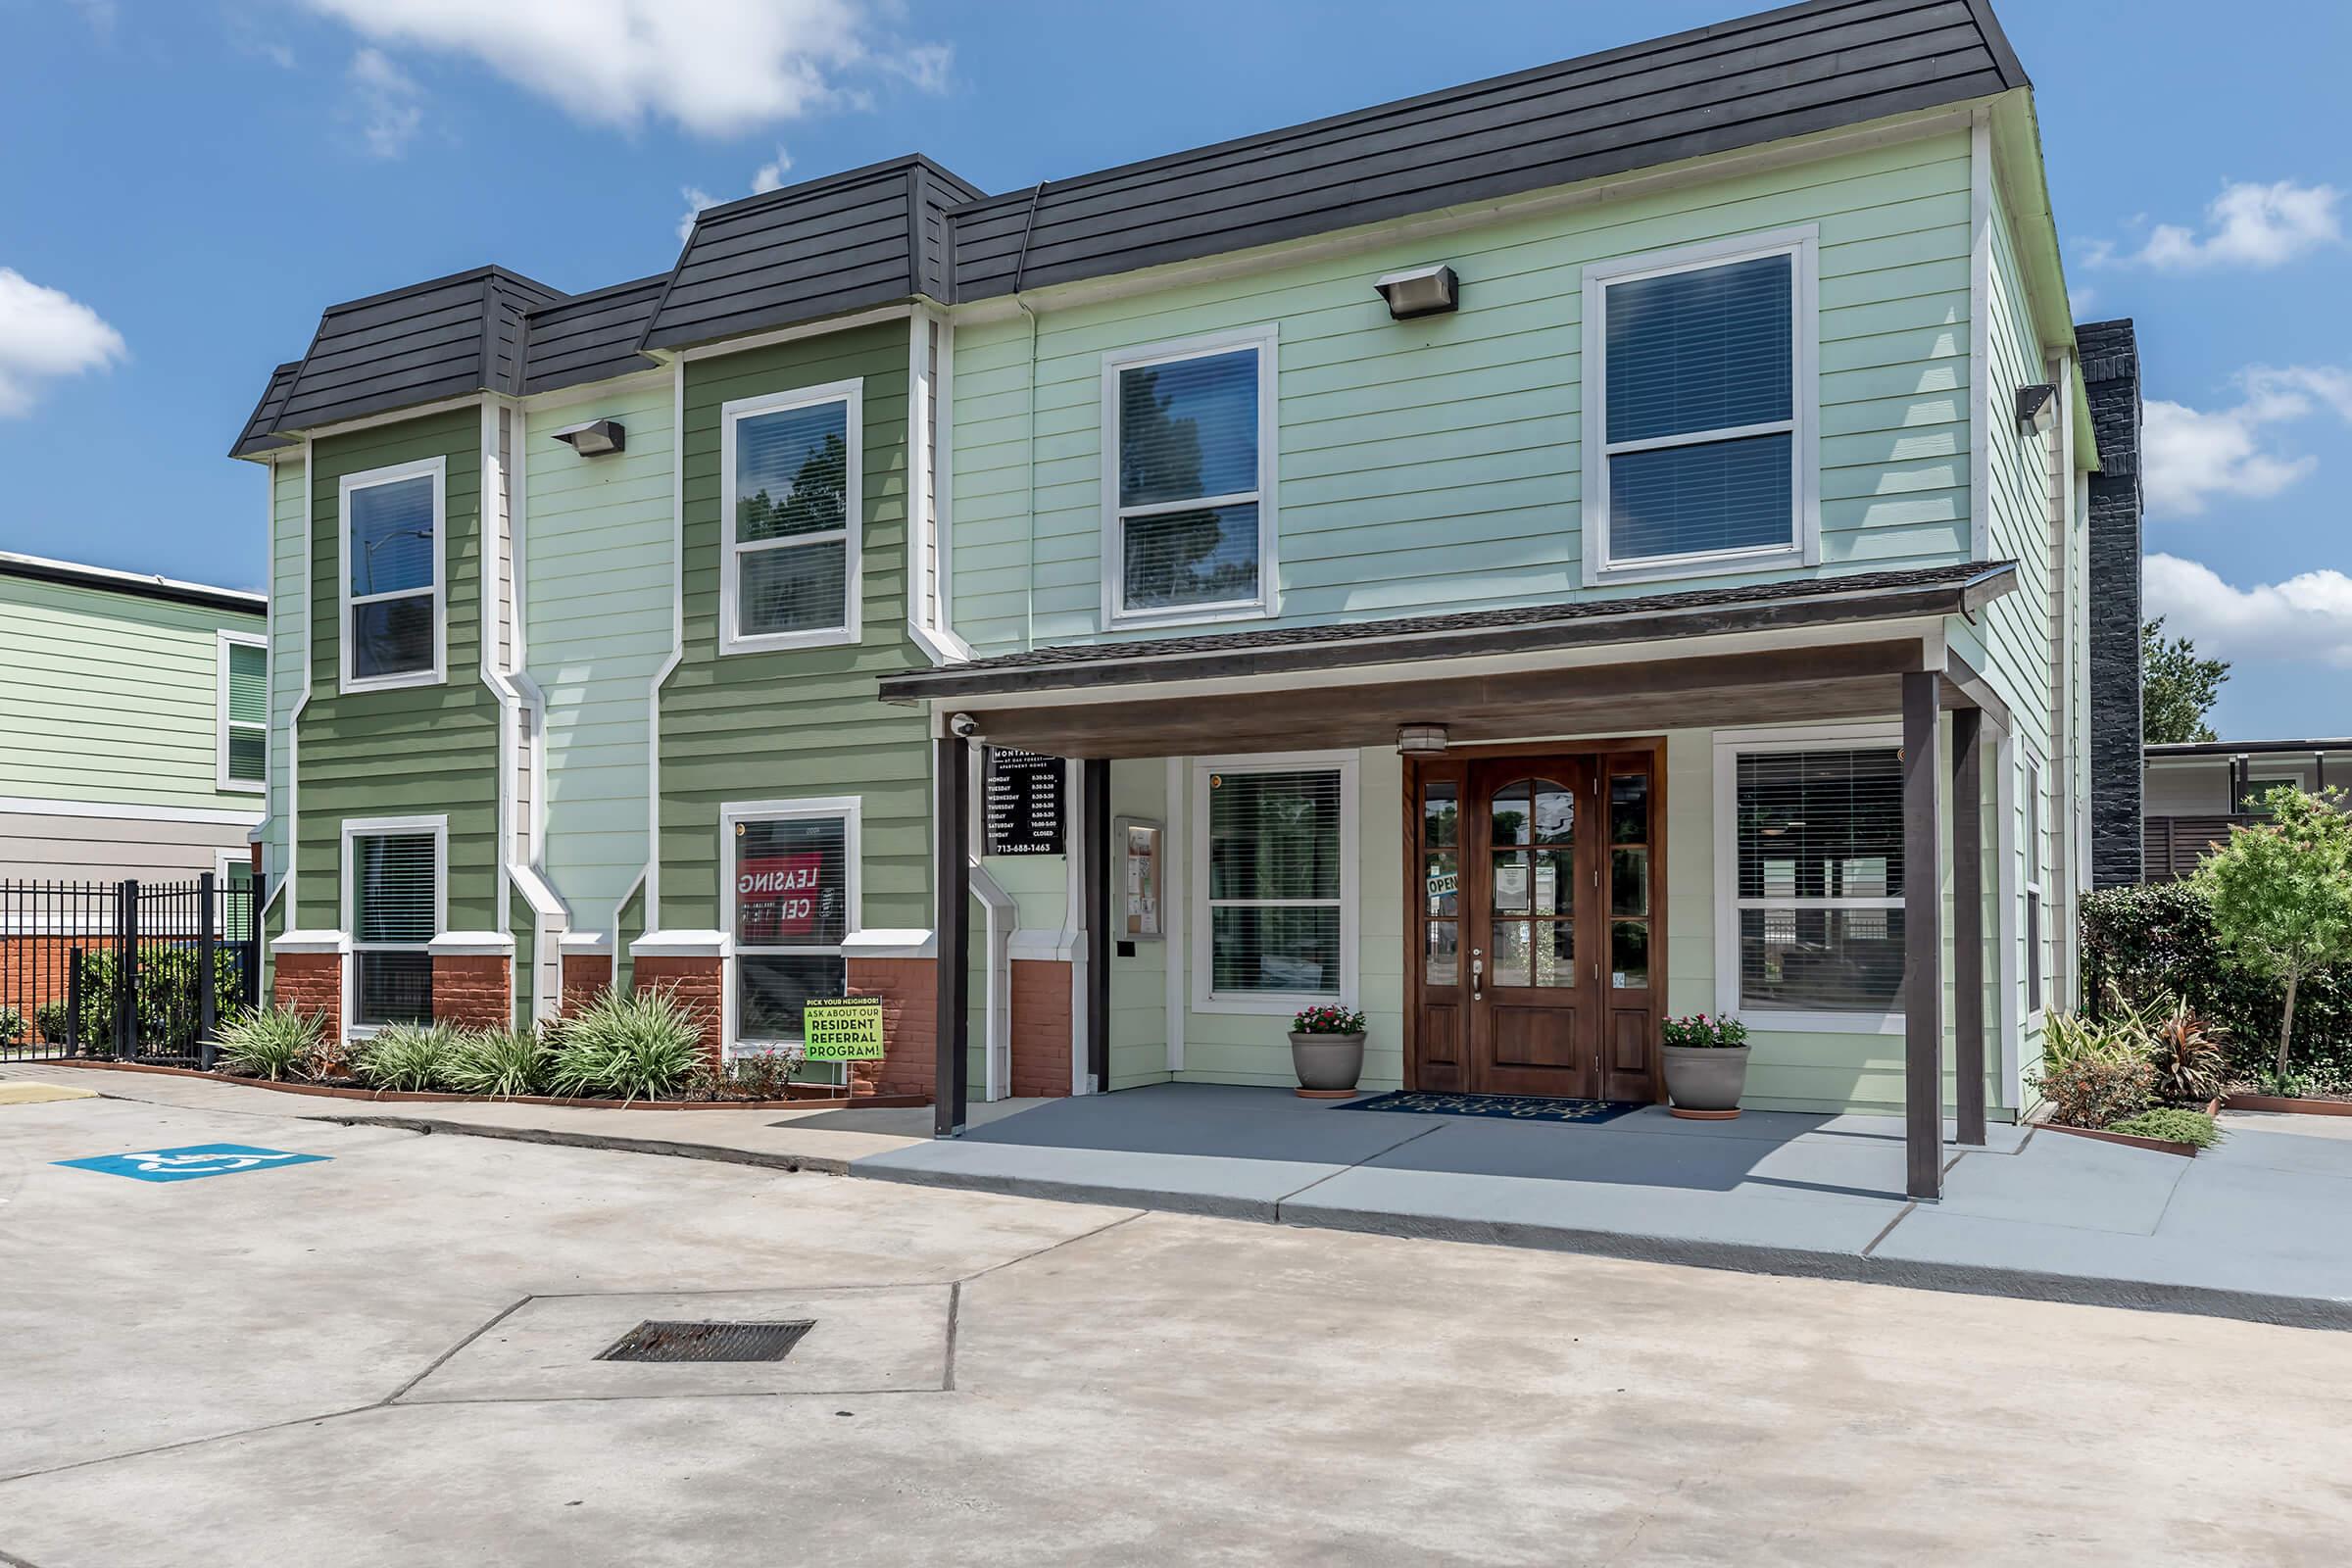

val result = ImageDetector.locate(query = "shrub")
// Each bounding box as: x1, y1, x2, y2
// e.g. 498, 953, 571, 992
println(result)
0, 1004, 22, 1046
355, 1022, 464, 1092
443, 1026, 552, 1099
548, 987, 706, 1102
2194, 787, 2352, 1082
2031, 1010, 2156, 1129
2143, 998, 2229, 1106
2082, 881, 2352, 1086
213, 1005, 321, 1081
33, 1000, 71, 1044
2104, 1108, 2223, 1149
46, 946, 251, 1057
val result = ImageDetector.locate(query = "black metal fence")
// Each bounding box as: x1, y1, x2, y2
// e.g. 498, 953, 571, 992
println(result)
0, 874, 262, 1066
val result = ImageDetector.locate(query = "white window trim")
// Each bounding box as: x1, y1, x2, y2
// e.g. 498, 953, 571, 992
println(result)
1711, 720, 1903, 1036
216, 629, 269, 794
337, 455, 448, 695
718, 378, 864, 656
720, 796, 862, 1063
2026, 758, 2045, 1013
1190, 750, 1356, 1016
340, 812, 448, 1038
1582, 225, 1820, 587
1101, 323, 1280, 631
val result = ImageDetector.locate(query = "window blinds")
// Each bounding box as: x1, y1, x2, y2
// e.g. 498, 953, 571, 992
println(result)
1208, 767, 1343, 996
355, 833, 436, 945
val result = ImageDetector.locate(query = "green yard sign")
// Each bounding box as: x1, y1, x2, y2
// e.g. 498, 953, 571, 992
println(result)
802, 997, 886, 1060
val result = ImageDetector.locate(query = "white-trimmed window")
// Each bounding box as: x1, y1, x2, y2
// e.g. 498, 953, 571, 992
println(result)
1714, 726, 1903, 1032
725, 798, 858, 1074
344, 815, 445, 1030
1191, 753, 1355, 1013
340, 456, 446, 691
1584, 227, 1818, 585
720, 380, 862, 654
217, 630, 268, 793
1102, 325, 1277, 626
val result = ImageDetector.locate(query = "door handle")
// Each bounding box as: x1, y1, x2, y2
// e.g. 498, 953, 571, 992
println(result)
1470, 948, 1484, 1002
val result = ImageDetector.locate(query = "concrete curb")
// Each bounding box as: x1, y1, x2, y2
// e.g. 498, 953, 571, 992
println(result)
318, 1114, 856, 1176
301, 1109, 2352, 1334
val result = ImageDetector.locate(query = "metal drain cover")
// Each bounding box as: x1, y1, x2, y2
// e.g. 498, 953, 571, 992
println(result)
596, 1319, 815, 1364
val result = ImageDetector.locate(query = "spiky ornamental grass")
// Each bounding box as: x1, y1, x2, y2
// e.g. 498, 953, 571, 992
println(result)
547, 987, 706, 1102
213, 1005, 323, 1081
355, 1021, 465, 1092
443, 1026, 553, 1099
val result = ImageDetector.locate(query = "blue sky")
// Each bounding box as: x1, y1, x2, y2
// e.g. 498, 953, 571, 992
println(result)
3, 0, 2347, 739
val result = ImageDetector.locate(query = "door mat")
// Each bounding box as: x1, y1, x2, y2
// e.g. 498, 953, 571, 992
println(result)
1338, 1091, 1645, 1125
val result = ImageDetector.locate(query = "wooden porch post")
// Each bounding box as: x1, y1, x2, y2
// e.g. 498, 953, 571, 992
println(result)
1082, 758, 1111, 1094
935, 734, 970, 1138
1951, 706, 1985, 1147
1902, 669, 1944, 1200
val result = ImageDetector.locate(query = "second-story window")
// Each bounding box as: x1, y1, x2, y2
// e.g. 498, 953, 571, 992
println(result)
1585, 229, 1816, 584
217, 632, 268, 793
721, 380, 862, 654
1103, 327, 1277, 625
341, 457, 445, 691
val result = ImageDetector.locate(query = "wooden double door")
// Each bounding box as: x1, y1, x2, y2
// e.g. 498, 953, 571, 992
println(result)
1405, 747, 1662, 1102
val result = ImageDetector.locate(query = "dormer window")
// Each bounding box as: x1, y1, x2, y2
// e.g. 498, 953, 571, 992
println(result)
340, 457, 445, 692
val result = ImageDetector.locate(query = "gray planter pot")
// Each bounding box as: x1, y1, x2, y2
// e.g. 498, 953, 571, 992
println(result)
1662, 1044, 1749, 1114
1290, 1032, 1366, 1093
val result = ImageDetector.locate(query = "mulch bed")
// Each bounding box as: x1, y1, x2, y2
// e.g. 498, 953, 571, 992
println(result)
39, 1057, 925, 1111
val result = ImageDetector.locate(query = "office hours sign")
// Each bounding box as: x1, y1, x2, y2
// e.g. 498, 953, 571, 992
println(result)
984, 748, 1066, 857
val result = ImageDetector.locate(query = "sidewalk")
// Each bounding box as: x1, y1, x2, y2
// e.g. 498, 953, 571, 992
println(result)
11, 1064, 2348, 1329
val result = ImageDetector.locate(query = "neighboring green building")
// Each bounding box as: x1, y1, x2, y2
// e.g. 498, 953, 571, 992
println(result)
0, 550, 267, 885
230, 161, 975, 1069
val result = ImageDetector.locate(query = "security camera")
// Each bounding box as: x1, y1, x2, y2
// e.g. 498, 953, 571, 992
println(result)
948, 712, 981, 739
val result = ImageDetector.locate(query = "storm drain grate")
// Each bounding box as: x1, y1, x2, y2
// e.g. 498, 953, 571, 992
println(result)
596, 1319, 816, 1364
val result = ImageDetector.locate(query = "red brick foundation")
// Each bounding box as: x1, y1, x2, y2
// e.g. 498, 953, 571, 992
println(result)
273, 951, 343, 1039
431, 954, 513, 1031
561, 953, 612, 1016
846, 956, 936, 1099
632, 955, 724, 1070
1009, 958, 1075, 1099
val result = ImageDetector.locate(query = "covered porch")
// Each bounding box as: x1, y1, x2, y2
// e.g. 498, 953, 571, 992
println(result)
881, 563, 2022, 1200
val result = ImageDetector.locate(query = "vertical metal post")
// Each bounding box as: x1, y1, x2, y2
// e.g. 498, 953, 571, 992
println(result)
934, 734, 970, 1138
1902, 671, 1944, 1200
116, 879, 137, 1062
1951, 708, 1986, 1147
197, 870, 219, 1068
67, 947, 83, 1056
1082, 758, 1111, 1095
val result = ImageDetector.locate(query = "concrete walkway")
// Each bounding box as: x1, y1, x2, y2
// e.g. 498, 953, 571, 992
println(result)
10, 1064, 2349, 1329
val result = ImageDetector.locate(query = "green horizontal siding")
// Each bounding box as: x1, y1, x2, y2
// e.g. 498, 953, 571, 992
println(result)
297, 405, 502, 934
0, 574, 264, 813
659, 320, 934, 934
951, 130, 1975, 652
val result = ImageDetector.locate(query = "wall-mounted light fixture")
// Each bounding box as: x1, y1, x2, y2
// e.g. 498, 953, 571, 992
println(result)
551, 417, 626, 456
1374, 264, 1459, 320
1397, 722, 1449, 757
2014, 384, 2057, 438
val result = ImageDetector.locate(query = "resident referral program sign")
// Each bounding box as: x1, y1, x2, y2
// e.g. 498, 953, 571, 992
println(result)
801, 997, 887, 1060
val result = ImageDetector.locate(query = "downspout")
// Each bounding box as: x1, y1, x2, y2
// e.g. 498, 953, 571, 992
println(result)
643, 355, 688, 932
1011, 181, 1046, 649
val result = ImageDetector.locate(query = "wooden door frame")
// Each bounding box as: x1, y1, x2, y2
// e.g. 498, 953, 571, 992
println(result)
1403, 736, 1668, 1101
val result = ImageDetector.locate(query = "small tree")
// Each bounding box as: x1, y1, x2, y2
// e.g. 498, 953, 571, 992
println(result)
2194, 786, 2352, 1079
2141, 617, 2230, 745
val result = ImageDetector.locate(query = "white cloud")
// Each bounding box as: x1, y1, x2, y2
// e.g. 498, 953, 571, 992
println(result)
678, 147, 799, 243
2146, 553, 2352, 668
71, 0, 118, 36
349, 47, 423, 157
2143, 365, 2352, 518
2068, 284, 2096, 318
296, 0, 947, 138
0, 268, 127, 416
2086, 179, 2342, 271
677, 185, 719, 244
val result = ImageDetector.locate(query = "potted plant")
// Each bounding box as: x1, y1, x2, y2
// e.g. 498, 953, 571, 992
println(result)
1290, 1004, 1367, 1099
1660, 1012, 1749, 1119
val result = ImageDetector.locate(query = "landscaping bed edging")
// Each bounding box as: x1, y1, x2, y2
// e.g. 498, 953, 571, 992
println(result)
2035, 1097, 2226, 1159
42, 1057, 927, 1111
2223, 1092, 2352, 1117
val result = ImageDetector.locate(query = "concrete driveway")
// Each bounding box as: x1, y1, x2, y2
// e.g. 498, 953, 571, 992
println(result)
5, 1088, 2351, 1564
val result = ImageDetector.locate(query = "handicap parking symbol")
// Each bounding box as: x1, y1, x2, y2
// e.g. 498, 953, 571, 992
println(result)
54, 1144, 330, 1183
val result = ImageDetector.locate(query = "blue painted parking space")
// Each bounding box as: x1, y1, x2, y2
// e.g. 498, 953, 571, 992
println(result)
54, 1144, 330, 1183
